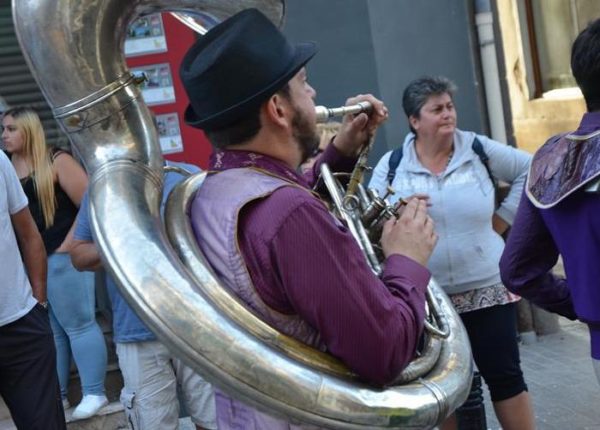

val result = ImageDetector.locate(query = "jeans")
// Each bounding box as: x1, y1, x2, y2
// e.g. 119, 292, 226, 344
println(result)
47, 253, 107, 398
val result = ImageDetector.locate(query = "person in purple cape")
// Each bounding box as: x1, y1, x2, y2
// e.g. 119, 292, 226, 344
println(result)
179, 8, 438, 429
500, 18, 600, 385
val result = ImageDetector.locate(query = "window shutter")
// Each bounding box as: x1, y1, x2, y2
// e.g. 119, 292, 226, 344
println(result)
0, 1, 69, 149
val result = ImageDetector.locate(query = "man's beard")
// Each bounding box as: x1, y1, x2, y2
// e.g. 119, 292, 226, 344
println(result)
291, 105, 320, 164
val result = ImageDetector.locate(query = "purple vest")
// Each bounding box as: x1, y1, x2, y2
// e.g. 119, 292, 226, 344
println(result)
191, 167, 324, 430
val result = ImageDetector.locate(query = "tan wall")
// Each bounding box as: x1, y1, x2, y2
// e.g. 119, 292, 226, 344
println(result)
496, 1, 585, 154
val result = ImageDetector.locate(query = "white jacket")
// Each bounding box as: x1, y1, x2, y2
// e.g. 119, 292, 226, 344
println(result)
368, 129, 531, 295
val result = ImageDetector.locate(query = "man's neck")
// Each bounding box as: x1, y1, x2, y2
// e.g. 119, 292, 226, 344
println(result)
227, 130, 301, 170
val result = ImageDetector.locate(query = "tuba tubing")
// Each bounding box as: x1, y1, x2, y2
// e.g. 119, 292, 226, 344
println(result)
165, 173, 472, 428
13, 0, 472, 427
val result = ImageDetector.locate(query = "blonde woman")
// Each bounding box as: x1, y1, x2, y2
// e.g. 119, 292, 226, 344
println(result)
2, 107, 108, 420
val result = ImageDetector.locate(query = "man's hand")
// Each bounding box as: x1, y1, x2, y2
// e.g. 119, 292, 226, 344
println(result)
381, 198, 437, 266
332, 94, 388, 157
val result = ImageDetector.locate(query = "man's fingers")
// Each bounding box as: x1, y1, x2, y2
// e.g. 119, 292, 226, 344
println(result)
431, 232, 439, 247
404, 199, 419, 213
424, 215, 435, 236
412, 199, 429, 223
425, 214, 434, 228
400, 198, 419, 220
349, 112, 369, 131
382, 217, 395, 235
345, 94, 387, 122
407, 193, 430, 201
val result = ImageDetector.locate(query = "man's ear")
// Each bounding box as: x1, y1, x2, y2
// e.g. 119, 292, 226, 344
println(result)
263, 93, 290, 129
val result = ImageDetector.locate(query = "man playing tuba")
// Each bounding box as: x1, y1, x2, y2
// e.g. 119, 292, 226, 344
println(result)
179, 8, 437, 428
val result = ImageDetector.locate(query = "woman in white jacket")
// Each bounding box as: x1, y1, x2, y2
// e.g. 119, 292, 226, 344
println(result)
369, 76, 534, 430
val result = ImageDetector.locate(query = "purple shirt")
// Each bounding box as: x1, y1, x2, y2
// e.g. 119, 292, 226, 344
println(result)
207, 144, 431, 385
500, 111, 600, 359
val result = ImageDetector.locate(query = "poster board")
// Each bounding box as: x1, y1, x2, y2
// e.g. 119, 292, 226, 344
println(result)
155, 112, 184, 154
125, 14, 168, 57
131, 63, 176, 106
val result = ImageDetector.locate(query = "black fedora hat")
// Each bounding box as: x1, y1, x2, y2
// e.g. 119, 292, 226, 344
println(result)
180, 8, 318, 131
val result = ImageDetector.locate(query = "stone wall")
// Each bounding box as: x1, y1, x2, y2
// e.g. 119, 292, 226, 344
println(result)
495, 1, 586, 153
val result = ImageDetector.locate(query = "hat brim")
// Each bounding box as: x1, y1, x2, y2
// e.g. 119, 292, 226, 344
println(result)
184, 41, 318, 131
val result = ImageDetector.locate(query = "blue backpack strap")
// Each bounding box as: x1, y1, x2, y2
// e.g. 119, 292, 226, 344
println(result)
471, 137, 500, 208
386, 147, 403, 185
386, 137, 497, 190
471, 137, 496, 188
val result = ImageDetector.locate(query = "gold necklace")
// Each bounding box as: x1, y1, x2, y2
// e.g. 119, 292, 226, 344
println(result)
445, 147, 454, 169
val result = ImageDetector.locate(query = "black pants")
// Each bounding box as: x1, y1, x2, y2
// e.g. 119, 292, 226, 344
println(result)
0, 304, 66, 430
460, 302, 528, 402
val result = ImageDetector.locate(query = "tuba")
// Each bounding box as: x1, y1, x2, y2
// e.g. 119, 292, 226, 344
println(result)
12, 0, 472, 428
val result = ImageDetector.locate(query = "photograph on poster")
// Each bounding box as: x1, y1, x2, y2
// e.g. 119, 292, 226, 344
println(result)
125, 13, 168, 56
131, 63, 176, 106
155, 112, 184, 154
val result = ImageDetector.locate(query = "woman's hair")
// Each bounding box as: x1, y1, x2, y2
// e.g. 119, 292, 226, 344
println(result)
402, 76, 457, 132
571, 18, 600, 112
4, 106, 56, 227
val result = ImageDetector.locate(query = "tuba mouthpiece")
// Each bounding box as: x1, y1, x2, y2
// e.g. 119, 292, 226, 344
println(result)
315, 101, 373, 123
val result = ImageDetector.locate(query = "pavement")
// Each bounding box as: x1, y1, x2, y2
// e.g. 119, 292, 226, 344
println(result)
178, 317, 600, 430
177, 316, 600, 430
482, 317, 600, 430
3, 318, 596, 430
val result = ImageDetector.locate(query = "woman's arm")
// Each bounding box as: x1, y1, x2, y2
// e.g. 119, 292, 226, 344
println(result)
69, 193, 102, 272
53, 151, 88, 206
70, 239, 103, 272
53, 151, 88, 252
479, 135, 532, 225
